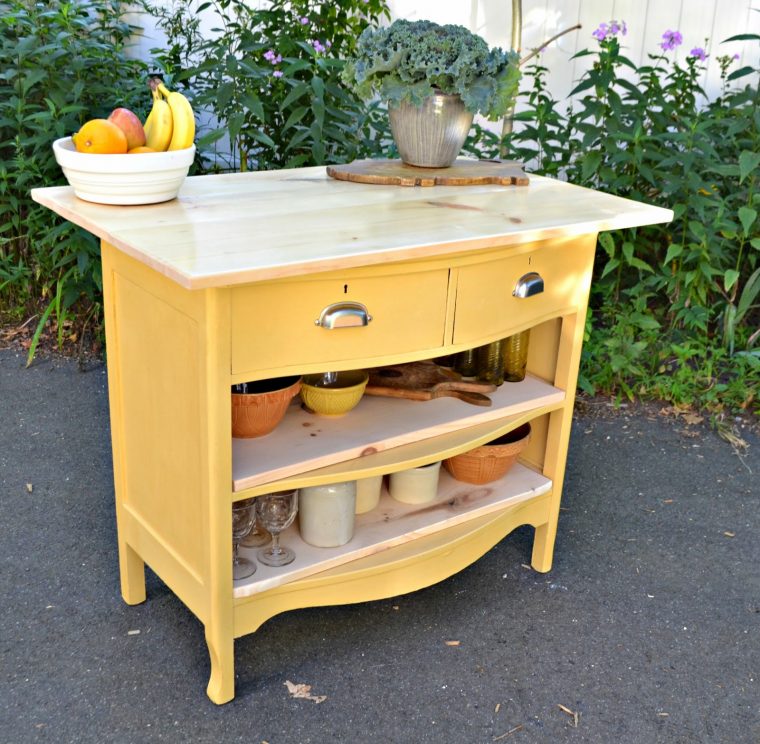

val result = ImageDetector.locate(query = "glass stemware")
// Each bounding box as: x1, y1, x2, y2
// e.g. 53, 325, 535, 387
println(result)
255, 490, 298, 567
239, 505, 272, 548
232, 499, 257, 580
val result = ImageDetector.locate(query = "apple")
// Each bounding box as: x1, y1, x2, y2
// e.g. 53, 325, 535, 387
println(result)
107, 107, 146, 151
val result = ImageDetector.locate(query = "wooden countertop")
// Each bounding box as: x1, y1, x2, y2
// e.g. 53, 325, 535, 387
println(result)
31, 163, 673, 289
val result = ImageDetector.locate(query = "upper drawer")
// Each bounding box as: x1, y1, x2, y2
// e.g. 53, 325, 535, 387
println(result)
231, 266, 449, 376
452, 237, 595, 345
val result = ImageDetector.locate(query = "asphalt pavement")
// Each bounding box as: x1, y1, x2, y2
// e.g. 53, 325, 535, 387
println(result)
1, 348, 758, 744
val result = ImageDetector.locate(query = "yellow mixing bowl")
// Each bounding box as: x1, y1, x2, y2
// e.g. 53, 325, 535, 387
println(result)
300, 371, 369, 416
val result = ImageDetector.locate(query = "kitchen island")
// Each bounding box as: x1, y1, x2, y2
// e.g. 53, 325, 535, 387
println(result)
33, 164, 672, 703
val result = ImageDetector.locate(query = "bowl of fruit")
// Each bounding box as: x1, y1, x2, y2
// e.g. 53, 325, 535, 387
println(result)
53, 78, 196, 206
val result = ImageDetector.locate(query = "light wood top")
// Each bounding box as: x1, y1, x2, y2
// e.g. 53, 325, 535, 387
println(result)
32, 163, 673, 289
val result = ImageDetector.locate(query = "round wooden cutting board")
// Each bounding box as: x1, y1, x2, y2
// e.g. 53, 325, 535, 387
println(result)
326, 158, 529, 187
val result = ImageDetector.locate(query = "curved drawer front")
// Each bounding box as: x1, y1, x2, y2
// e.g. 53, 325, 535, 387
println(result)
231, 267, 449, 375
452, 237, 595, 345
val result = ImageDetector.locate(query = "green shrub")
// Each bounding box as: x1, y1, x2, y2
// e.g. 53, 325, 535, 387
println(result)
470, 24, 759, 415
0, 0, 149, 358
139, 0, 393, 172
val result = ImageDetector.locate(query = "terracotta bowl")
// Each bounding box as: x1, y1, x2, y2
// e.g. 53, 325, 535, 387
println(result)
300, 370, 368, 416
231, 376, 301, 438
443, 423, 531, 484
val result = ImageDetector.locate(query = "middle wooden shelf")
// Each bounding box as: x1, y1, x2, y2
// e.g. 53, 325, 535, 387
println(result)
231, 373, 565, 494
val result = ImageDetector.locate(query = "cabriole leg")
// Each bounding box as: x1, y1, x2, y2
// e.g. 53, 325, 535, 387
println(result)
205, 625, 235, 704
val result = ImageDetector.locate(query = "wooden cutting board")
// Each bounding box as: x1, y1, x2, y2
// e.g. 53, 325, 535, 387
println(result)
326, 158, 529, 187
365, 361, 495, 406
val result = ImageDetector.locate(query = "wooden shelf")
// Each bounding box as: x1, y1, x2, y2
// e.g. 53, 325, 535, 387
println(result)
232, 462, 551, 599
232, 374, 564, 492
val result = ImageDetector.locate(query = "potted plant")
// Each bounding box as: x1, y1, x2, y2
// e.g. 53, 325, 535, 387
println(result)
343, 19, 521, 167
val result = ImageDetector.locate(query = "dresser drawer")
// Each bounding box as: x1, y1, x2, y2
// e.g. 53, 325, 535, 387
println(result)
452, 237, 595, 345
231, 267, 449, 375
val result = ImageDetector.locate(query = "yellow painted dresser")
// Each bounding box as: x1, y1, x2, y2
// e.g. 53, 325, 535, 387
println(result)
32, 166, 672, 703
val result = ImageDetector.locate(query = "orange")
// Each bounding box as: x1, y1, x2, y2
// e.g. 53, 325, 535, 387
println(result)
72, 119, 128, 154
127, 146, 157, 154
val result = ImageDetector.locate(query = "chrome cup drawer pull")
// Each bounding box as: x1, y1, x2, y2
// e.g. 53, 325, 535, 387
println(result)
513, 271, 544, 298
315, 301, 372, 329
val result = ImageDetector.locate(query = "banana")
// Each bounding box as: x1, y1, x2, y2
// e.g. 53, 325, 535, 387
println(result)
157, 81, 195, 151
144, 81, 173, 151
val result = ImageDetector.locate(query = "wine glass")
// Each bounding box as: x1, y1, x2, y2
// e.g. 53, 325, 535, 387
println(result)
232, 499, 257, 580
240, 505, 272, 548
256, 490, 298, 567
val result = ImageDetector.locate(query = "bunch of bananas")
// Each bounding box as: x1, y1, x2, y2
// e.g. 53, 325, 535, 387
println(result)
144, 77, 196, 151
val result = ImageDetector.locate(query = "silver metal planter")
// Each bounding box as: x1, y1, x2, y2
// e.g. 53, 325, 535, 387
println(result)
388, 91, 474, 168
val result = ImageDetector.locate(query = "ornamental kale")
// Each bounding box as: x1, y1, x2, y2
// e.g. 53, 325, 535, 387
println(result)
342, 19, 521, 120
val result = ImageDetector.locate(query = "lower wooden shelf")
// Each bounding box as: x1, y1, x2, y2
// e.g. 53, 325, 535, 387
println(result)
232, 462, 551, 599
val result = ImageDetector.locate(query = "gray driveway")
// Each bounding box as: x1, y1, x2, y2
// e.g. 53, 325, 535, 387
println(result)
1, 348, 757, 743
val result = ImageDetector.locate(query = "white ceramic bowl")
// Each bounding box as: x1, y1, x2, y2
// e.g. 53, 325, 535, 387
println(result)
52, 137, 195, 205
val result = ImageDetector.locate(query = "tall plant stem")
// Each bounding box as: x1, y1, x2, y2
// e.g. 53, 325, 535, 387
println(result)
499, 17, 582, 157
499, 0, 522, 157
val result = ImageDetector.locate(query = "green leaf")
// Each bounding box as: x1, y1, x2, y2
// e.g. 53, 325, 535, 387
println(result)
195, 129, 226, 148
249, 130, 276, 149
727, 66, 755, 82
598, 232, 615, 258
311, 76, 325, 101
721, 34, 760, 42
280, 82, 309, 110
241, 93, 265, 122
281, 106, 308, 133
600, 257, 620, 279
664, 243, 683, 264
738, 206, 757, 236
737, 268, 760, 320
738, 151, 760, 184
569, 78, 596, 97
622, 242, 654, 273
582, 151, 602, 181
724, 269, 740, 293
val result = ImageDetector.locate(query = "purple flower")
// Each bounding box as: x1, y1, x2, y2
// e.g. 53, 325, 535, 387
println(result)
733, 53, 740, 60
263, 49, 282, 64
273, 70, 283, 78
592, 22, 609, 41
660, 29, 683, 51
592, 20, 627, 42
689, 47, 708, 61
299, 16, 309, 25
312, 39, 326, 53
